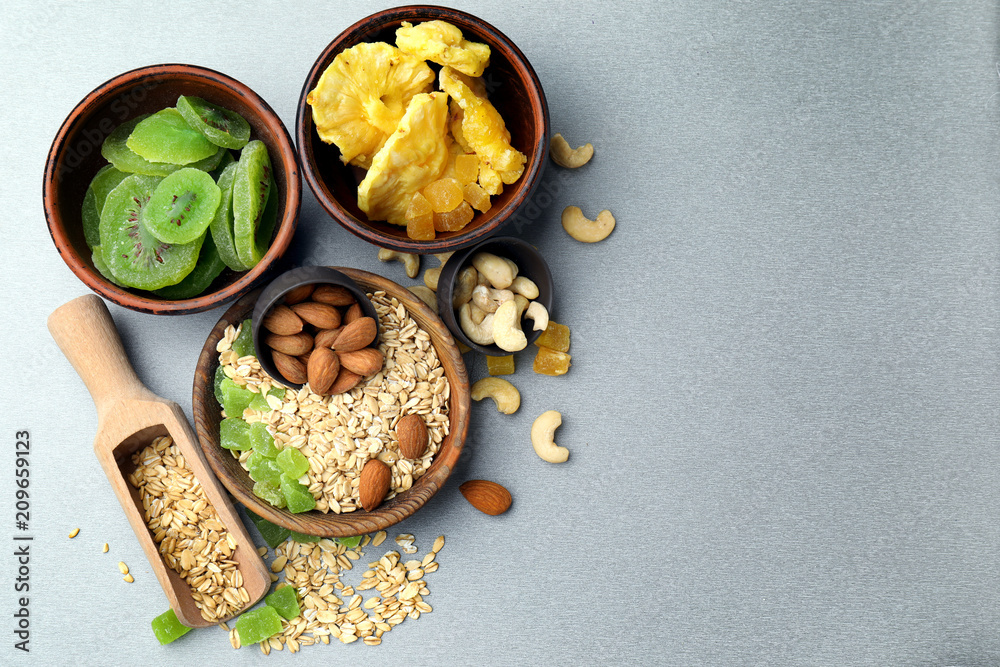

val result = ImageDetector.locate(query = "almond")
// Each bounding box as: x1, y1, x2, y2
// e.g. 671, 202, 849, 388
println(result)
262, 305, 303, 336
272, 351, 307, 385
290, 301, 342, 330
459, 480, 512, 516
265, 331, 314, 356
343, 302, 363, 325
396, 414, 428, 459
314, 327, 343, 349
332, 317, 377, 352
283, 283, 315, 305
312, 284, 357, 307
307, 347, 340, 395
338, 347, 384, 376
329, 367, 362, 394
298, 350, 312, 367
359, 459, 391, 511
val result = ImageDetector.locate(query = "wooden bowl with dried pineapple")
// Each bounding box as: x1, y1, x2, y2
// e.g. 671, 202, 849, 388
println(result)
192, 268, 471, 537
296, 5, 550, 253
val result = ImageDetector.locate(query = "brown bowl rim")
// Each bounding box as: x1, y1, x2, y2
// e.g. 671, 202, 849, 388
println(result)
43, 63, 302, 315
192, 267, 471, 537
295, 5, 550, 254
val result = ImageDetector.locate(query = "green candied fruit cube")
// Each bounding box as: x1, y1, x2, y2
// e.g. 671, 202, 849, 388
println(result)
265, 585, 301, 620
232, 318, 256, 358
213, 365, 227, 405
289, 530, 320, 543
235, 605, 283, 645
151, 608, 192, 645
219, 417, 252, 450
266, 386, 286, 400
221, 378, 254, 419
252, 481, 286, 509
336, 535, 362, 549
275, 447, 309, 478
245, 510, 289, 548
247, 452, 282, 485
248, 392, 270, 412
250, 423, 280, 458
279, 474, 316, 514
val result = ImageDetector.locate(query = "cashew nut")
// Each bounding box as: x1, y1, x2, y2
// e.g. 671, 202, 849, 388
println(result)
471, 252, 515, 289
531, 410, 569, 463
424, 266, 441, 291
434, 252, 454, 267
550, 133, 594, 168
452, 266, 478, 308
503, 257, 519, 279
408, 285, 437, 310
525, 301, 549, 332
471, 285, 515, 313
459, 302, 495, 345
513, 294, 529, 319
467, 302, 487, 324
510, 276, 539, 300
470, 377, 520, 414
561, 206, 615, 243
491, 299, 527, 352
378, 248, 420, 278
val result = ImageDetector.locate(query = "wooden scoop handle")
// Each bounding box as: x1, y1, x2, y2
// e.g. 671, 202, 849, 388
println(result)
47, 294, 157, 417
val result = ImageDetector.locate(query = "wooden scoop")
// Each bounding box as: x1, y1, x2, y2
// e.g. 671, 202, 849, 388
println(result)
48, 294, 270, 628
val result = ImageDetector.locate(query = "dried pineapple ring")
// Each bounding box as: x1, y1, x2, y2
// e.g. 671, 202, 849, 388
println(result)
358, 92, 451, 225
439, 67, 525, 184
306, 42, 434, 168
396, 20, 491, 78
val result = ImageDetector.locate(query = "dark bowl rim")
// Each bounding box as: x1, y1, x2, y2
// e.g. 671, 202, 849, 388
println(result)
295, 4, 550, 255
43, 63, 302, 315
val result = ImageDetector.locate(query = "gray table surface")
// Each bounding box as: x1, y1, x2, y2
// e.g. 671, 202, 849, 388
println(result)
3, 0, 1000, 664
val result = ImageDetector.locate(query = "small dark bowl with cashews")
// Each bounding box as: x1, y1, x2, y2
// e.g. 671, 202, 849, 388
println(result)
436, 236, 553, 355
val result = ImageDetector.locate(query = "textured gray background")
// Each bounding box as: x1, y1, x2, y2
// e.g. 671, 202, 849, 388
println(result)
2, 0, 1000, 664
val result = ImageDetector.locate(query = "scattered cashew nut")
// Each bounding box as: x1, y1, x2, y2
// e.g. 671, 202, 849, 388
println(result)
459, 303, 495, 345
434, 252, 454, 267
452, 266, 479, 308
491, 299, 527, 352
471, 377, 520, 414
510, 276, 539, 300
424, 266, 441, 291
531, 410, 569, 463
471, 252, 515, 289
561, 206, 615, 243
471, 285, 515, 313
378, 248, 420, 278
408, 285, 437, 310
550, 133, 594, 168
525, 301, 549, 332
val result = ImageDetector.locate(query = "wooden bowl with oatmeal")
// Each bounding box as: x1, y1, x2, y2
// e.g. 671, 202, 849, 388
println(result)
192, 268, 470, 537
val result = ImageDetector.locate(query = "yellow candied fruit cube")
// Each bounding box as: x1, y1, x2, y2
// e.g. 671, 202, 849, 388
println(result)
422, 178, 464, 213
486, 355, 515, 375
406, 213, 435, 240
405, 191, 434, 219
463, 182, 492, 213
454, 154, 480, 184
433, 200, 475, 232
533, 321, 570, 353
478, 163, 503, 196
533, 347, 571, 376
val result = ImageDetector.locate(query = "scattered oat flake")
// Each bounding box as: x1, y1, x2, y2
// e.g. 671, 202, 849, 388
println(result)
68, 528, 80, 539
102, 543, 109, 553
123, 574, 134, 583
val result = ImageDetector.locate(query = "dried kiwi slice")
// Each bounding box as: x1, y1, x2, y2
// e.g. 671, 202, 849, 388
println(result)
81, 165, 128, 249
176, 96, 251, 150
244, 174, 280, 268
91, 245, 124, 286
209, 149, 236, 180
232, 140, 272, 268
152, 233, 226, 300
99, 174, 202, 290
143, 168, 222, 245
126, 108, 218, 165
208, 161, 247, 271
102, 115, 224, 177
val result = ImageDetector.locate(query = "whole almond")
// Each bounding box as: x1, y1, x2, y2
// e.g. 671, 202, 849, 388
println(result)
307, 347, 340, 395
359, 459, 391, 511
314, 327, 344, 349
284, 283, 315, 305
265, 331, 314, 356
343, 302, 363, 325
329, 367, 362, 394
290, 302, 342, 330
298, 350, 312, 367
312, 284, 357, 307
338, 347, 384, 376
272, 351, 307, 385
459, 480, 512, 515
396, 414, 428, 459
333, 317, 377, 352
262, 305, 303, 336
